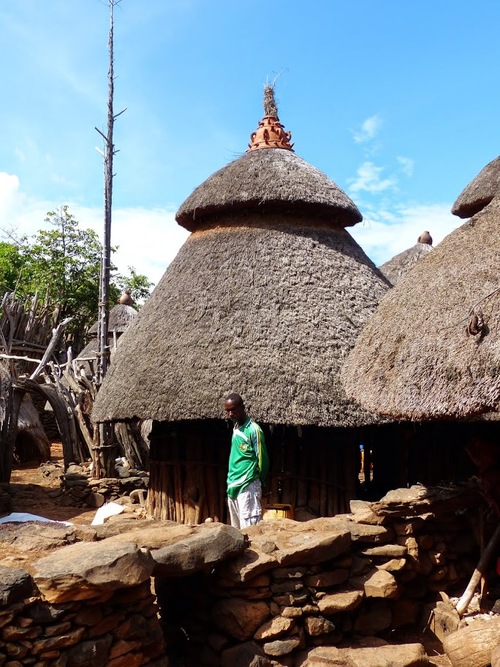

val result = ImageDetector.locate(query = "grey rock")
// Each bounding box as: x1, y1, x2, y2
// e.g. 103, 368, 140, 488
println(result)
0, 566, 33, 607
152, 522, 245, 576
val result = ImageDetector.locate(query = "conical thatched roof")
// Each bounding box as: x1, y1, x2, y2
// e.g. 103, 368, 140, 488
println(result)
176, 149, 362, 231
88, 303, 137, 335
452, 155, 500, 219
77, 301, 137, 376
378, 232, 433, 286
342, 198, 500, 420
92, 89, 390, 427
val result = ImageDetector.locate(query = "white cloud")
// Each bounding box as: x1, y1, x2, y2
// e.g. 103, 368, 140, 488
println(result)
348, 161, 397, 193
350, 202, 460, 266
0, 171, 189, 286
352, 115, 383, 144
397, 156, 414, 177
72, 204, 190, 286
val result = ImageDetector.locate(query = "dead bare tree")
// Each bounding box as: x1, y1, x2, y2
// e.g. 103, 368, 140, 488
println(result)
94, 0, 126, 478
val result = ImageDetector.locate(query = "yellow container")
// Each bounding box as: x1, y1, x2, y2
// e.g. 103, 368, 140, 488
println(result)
263, 503, 295, 520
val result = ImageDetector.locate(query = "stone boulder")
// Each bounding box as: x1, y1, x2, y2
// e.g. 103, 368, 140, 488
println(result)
0, 566, 34, 606
32, 541, 155, 603
211, 597, 270, 641
101, 519, 246, 576
296, 640, 429, 666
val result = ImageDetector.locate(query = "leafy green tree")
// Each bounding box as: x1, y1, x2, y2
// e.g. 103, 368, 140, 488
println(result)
6, 206, 153, 350
17, 206, 103, 343
0, 242, 25, 293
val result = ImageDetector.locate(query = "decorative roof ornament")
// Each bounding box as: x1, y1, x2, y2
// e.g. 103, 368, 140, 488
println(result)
417, 230, 433, 245
247, 84, 294, 152
118, 289, 134, 306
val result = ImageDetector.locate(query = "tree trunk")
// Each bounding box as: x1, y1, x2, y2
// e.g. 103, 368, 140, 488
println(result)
444, 616, 500, 667
0, 384, 24, 483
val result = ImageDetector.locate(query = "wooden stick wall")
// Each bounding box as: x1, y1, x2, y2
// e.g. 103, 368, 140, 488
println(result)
146, 420, 360, 523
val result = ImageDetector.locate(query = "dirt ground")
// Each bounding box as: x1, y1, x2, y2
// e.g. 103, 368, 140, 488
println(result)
7, 442, 98, 525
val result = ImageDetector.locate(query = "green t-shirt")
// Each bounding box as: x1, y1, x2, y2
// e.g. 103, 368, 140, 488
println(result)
227, 417, 269, 500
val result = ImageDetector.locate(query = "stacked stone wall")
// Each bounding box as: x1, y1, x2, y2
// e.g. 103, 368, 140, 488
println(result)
155, 487, 486, 665
0, 575, 168, 667
0, 485, 491, 667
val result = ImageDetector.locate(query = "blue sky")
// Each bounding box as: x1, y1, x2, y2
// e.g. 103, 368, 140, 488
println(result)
1, 0, 500, 285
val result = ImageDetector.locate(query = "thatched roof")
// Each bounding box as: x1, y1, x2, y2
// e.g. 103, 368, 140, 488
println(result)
92, 217, 390, 427
88, 303, 137, 335
176, 149, 362, 231
379, 233, 433, 286
342, 198, 500, 420
452, 155, 500, 219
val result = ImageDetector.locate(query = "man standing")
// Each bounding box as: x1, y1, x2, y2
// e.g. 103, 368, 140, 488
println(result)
224, 392, 269, 529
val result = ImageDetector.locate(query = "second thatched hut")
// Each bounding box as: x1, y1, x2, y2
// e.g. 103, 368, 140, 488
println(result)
342, 162, 500, 514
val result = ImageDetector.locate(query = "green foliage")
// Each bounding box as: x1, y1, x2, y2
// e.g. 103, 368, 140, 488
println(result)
17, 206, 103, 340
0, 242, 25, 293
3, 205, 154, 348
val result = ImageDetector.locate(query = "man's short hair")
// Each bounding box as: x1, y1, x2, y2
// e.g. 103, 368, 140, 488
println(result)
226, 392, 243, 405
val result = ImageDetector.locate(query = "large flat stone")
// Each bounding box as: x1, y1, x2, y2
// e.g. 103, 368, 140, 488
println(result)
32, 541, 154, 603
100, 519, 246, 577
150, 523, 245, 576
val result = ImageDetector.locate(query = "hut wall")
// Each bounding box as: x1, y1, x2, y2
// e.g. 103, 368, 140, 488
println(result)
146, 420, 482, 525
147, 421, 367, 523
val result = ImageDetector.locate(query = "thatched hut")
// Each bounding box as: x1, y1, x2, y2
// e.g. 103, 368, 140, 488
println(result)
378, 231, 433, 285
342, 202, 499, 420
75, 297, 137, 377
342, 174, 500, 513
92, 88, 401, 523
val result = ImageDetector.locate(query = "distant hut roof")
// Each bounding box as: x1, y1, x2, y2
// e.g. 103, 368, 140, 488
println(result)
78, 299, 137, 375
378, 232, 433, 286
88, 303, 137, 335
452, 155, 500, 219
342, 198, 500, 420
92, 86, 389, 427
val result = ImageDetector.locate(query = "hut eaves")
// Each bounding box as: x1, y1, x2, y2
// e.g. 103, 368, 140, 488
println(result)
452, 155, 500, 219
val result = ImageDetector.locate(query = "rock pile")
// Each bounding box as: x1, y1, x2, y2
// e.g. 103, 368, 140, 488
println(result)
0, 521, 246, 666
39, 460, 149, 511
155, 485, 493, 666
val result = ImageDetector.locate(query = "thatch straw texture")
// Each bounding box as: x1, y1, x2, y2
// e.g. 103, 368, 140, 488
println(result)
452, 155, 500, 219
176, 149, 362, 231
88, 304, 137, 335
92, 215, 390, 427
342, 198, 500, 420
379, 242, 433, 285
